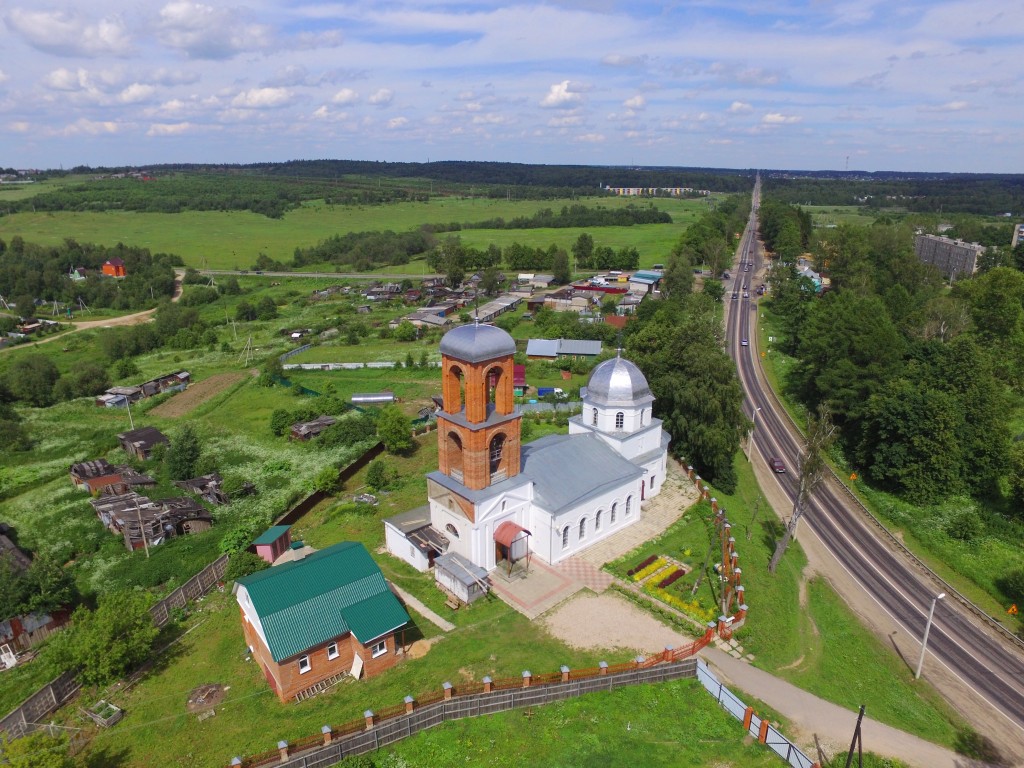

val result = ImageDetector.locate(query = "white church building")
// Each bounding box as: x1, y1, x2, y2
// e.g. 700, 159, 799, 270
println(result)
384, 323, 669, 576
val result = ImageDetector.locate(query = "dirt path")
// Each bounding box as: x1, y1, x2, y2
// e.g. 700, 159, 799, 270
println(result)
0, 270, 183, 354
542, 592, 973, 768
149, 372, 246, 418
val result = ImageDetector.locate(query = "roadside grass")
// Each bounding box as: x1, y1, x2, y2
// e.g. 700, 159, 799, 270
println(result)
647, 455, 966, 747
0, 195, 704, 270
378, 678, 785, 768
757, 301, 1024, 632
802, 205, 878, 228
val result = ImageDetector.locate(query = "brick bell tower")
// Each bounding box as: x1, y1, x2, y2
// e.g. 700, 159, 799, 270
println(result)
435, 323, 522, 492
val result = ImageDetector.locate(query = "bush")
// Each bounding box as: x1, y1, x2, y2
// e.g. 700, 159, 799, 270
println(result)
944, 509, 982, 542
225, 551, 270, 581
997, 568, 1024, 603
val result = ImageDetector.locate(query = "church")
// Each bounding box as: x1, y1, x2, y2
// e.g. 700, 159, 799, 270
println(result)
384, 323, 668, 575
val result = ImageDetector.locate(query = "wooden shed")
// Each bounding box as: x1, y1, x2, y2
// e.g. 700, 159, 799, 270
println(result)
434, 551, 489, 606
253, 525, 292, 565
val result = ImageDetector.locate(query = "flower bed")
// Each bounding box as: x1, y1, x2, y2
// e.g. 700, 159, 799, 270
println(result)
647, 586, 716, 624
631, 557, 668, 582
627, 554, 658, 577
657, 569, 684, 589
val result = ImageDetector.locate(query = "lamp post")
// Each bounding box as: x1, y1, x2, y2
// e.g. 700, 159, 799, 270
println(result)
745, 407, 762, 462
914, 592, 945, 680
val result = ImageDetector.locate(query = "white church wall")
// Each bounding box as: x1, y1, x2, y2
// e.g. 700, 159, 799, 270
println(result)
541, 480, 644, 564
383, 523, 430, 572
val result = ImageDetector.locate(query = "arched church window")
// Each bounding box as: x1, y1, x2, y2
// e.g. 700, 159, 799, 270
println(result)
610, 502, 617, 524
445, 523, 460, 538
562, 526, 569, 549
595, 510, 602, 531
640, 409, 645, 425
625, 495, 633, 517
592, 408, 598, 426
447, 432, 464, 480
615, 412, 624, 430
489, 433, 506, 475
578, 518, 587, 540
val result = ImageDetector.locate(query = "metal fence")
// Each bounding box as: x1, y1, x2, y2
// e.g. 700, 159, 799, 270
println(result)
238, 657, 700, 767
696, 660, 815, 768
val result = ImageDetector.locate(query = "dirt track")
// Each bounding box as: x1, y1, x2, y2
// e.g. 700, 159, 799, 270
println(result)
150, 372, 246, 418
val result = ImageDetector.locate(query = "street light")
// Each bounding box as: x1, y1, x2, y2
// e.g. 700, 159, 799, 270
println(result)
745, 407, 762, 462
914, 592, 945, 680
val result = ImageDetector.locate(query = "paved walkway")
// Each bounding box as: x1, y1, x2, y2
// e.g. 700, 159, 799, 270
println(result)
390, 584, 456, 631
489, 460, 700, 619
701, 646, 972, 768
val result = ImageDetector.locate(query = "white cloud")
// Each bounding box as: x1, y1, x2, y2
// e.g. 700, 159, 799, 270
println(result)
624, 95, 646, 110
548, 114, 583, 127
8, 122, 30, 133
728, 101, 753, 113
43, 68, 87, 92
762, 113, 802, 124
312, 106, 330, 119
332, 88, 358, 105
601, 54, 648, 68
157, 1, 272, 59
119, 84, 156, 104
369, 89, 394, 107
6, 9, 133, 57
147, 122, 193, 136
575, 133, 605, 143
541, 80, 582, 109
0, 70, 8, 84
59, 118, 119, 136
231, 88, 292, 109
387, 116, 408, 129
918, 100, 969, 112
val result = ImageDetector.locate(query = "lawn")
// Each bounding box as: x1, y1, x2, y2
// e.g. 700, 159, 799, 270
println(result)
0, 195, 706, 271
801, 205, 878, 228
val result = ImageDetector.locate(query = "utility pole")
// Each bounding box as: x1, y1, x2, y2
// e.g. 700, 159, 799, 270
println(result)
768, 405, 836, 574
915, 593, 945, 679
843, 705, 865, 768
126, 398, 135, 431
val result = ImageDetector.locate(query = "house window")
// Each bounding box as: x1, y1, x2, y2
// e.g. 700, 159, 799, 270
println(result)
595, 510, 602, 531
445, 523, 460, 538
298, 655, 311, 674
561, 526, 570, 549
371, 640, 388, 659
615, 412, 624, 430
651, 475, 656, 490
578, 518, 586, 540
610, 502, 617, 524
327, 643, 339, 660
625, 496, 633, 517
409, 545, 416, 559
592, 408, 598, 426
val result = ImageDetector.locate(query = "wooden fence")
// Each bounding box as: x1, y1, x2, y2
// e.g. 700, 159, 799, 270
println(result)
0, 555, 231, 739
234, 636, 713, 767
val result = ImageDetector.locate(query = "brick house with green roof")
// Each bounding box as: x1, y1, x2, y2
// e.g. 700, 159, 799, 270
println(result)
234, 541, 410, 702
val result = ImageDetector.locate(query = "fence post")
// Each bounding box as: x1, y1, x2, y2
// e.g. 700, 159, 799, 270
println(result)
662, 646, 673, 663
404, 696, 414, 714
277, 740, 289, 761
363, 710, 375, 731
757, 719, 769, 744
442, 682, 453, 701
231, 759, 241, 766
321, 725, 332, 745
522, 671, 532, 688
743, 706, 754, 730
483, 676, 492, 693
598, 661, 608, 675
560, 665, 570, 683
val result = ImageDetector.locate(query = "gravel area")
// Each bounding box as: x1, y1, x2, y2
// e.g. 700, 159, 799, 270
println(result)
542, 592, 687, 655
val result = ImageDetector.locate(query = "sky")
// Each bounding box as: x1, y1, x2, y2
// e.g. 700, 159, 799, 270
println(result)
1, 0, 1021, 173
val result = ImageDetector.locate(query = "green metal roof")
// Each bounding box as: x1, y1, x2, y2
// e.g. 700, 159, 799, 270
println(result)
253, 525, 291, 547
237, 542, 409, 662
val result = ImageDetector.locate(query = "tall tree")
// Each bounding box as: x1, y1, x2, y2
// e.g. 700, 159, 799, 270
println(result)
376, 405, 413, 454
166, 424, 201, 480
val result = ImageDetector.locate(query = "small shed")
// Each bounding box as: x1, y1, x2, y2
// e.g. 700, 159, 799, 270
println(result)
117, 426, 169, 460
383, 507, 448, 573
434, 552, 489, 606
253, 526, 292, 565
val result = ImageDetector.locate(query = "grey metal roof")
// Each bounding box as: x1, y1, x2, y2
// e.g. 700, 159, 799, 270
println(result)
439, 323, 516, 363
383, 506, 432, 535
435, 552, 489, 587
557, 339, 602, 356
526, 339, 559, 357
585, 355, 654, 407
520, 433, 644, 515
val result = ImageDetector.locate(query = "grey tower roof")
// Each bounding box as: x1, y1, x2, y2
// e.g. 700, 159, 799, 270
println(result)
439, 323, 516, 363
585, 355, 654, 407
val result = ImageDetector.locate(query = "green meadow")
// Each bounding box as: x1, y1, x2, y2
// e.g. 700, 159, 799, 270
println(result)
0, 195, 709, 270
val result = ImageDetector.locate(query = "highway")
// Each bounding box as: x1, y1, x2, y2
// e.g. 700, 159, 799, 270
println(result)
726, 180, 1024, 755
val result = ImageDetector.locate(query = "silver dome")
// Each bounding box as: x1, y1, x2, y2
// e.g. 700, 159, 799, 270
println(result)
585, 355, 654, 407
439, 323, 516, 363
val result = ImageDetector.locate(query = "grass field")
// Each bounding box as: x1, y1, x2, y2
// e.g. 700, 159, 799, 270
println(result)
802, 205, 878, 228
0, 195, 708, 271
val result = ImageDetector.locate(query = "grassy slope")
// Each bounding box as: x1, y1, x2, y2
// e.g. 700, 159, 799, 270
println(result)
0, 196, 707, 270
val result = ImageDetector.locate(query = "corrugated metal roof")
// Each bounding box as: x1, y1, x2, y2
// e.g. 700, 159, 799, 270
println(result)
253, 525, 290, 546
557, 339, 602, 356
520, 433, 644, 514
237, 542, 409, 661
526, 339, 559, 357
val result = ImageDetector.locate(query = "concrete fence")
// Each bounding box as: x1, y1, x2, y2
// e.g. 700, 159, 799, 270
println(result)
149, 555, 229, 628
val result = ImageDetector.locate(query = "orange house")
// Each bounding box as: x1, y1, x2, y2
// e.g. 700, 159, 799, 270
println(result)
102, 258, 127, 278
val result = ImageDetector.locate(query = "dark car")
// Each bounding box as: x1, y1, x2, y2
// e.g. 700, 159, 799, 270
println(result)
769, 457, 786, 473
732, 292, 739, 300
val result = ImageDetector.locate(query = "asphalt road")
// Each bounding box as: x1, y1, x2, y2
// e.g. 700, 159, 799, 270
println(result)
726, 181, 1024, 755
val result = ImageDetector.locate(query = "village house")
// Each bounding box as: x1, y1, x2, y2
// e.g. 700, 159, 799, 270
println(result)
234, 541, 411, 701
289, 415, 336, 441
70, 459, 123, 494
89, 493, 212, 551
117, 426, 170, 460
101, 258, 127, 278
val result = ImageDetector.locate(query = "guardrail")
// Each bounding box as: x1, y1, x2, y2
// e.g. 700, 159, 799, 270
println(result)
751, 303, 1024, 653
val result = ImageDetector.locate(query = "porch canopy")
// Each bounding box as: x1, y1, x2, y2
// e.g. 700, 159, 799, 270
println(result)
494, 521, 532, 575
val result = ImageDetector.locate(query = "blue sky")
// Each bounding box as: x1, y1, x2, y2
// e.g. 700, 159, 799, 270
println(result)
1, 0, 1021, 172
